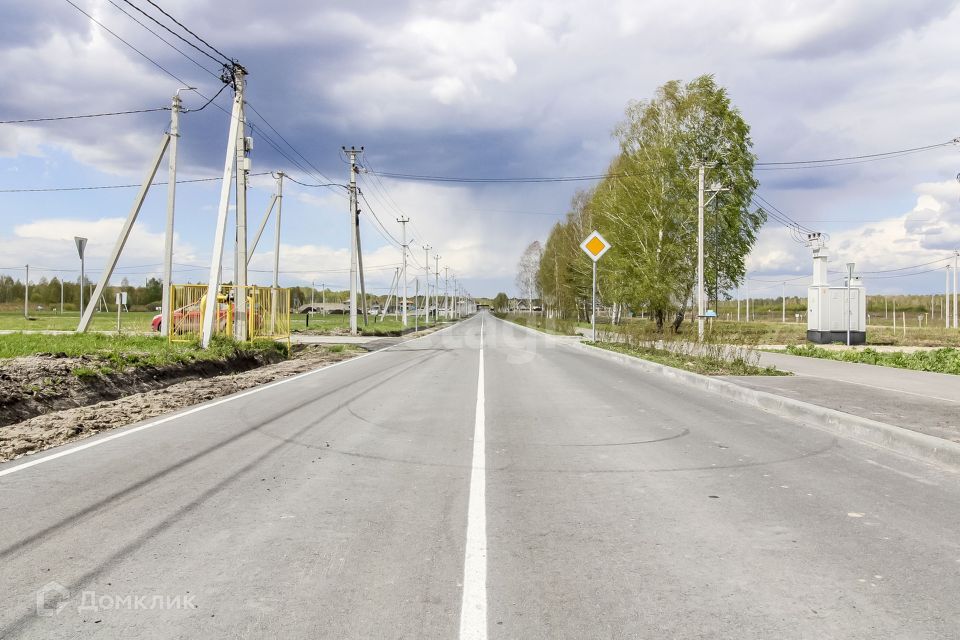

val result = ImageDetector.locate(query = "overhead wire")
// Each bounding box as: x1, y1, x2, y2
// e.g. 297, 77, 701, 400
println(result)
118, 0, 226, 68
0, 172, 270, 193
0, 108, 169, 125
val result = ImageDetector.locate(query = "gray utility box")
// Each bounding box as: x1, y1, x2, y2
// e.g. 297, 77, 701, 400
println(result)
806, 242, 866, 345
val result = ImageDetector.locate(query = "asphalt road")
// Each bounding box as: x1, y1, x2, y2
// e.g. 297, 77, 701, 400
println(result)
2, 312, 960, 638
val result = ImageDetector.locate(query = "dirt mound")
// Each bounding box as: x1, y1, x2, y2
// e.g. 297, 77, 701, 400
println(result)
0, 350, 283, 428
0, 345, 358, 462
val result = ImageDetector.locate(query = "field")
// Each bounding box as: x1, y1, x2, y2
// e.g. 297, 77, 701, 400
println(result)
0, 310, 158, 332
0, 310, 444, 337
581, 318, 960, 348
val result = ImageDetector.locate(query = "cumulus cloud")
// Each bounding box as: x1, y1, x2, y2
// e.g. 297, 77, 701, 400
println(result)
2, 0, 960, 294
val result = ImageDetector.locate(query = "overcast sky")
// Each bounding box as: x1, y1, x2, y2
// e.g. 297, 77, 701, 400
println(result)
1, 0, 959, 299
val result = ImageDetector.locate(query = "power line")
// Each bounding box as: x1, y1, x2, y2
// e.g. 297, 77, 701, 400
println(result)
0, 172, 270, 193
284, 175, 347, 189
245, 101, 337, 186
63, 0, 193, 87
119, 0, 226, 68
105, 0, 220, 81
755, 138, 959, 167
0, 107, 169, 125
367, 169, 628, 184
141, 0, 232, 64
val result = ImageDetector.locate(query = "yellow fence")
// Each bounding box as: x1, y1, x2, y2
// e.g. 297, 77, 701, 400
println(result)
168, 284, 290, 344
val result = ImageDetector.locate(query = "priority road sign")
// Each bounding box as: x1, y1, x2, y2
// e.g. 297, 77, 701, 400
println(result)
580, 231, 610, 262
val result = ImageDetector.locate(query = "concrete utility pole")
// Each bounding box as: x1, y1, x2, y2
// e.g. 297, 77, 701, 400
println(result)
695, 163, 727, 341
946, 266, 951, 329
423, 245, 431, 323
344, 146, 363, 335
233, 76, 251, 342
434, 254, 441, 323
443, 266, 450, 319
397, 216, 409, 326
202, 64, 247, 348
272, 172, 284, 288
23, 265, 28, 319
160, 88, 190, 337
782, 282, 786, 324
414, 278, 419, 331
745, 278, 750, 322
953, 251, 960, 329
79, 133, 170, 333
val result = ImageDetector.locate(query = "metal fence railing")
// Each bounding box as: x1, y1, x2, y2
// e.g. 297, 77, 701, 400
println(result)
168, 284, 290, 345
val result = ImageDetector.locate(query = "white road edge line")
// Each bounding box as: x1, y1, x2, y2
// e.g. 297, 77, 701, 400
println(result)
0, 322, 462, 479
459, 315, 487, 640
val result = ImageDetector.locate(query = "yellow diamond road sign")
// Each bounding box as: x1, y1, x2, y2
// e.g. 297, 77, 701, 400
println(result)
580, 231, 611, 262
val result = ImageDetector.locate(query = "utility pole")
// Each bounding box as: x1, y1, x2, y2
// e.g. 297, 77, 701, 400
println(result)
397, 216, 410, 327
356, 205, 368, 326
23, 265, 28, 319
272, 172, 284, 288
414, 278, 420, 332
782, 282, 786, 323
202, 64, 247, 348
344, 146, 363, 335
443, 266, 450, 319
434, 254, 441, 323
745, 278, 750, 322
59, 277, 64, 315
160, 88, 190, 337
695, 162, 726, 341
423, 245, 431, 323
946, 266, 951, 329
233, 72, 252, 342
322, 283, 325, 315
954, 250, 959, 329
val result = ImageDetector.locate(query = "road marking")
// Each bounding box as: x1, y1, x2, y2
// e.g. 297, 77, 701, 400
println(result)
459, 315, 487, 640
0, 321, 465, 479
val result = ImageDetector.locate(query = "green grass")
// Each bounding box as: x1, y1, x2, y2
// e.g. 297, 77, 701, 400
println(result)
0, 332, 288, 373
496, 313, 576, 335
590, 341, 787, 376
784, 344, 960, 375
580, 317, 960, 348
0, 310, 158, 332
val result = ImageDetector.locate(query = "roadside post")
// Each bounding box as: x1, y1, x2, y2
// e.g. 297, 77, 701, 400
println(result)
580, 230, 611, 342
846, 262, 854, 347
115, 291, 127, 334
75, 236, 87, 317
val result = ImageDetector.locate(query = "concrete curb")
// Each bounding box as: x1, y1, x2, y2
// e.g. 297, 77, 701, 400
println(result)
501, 317, 960, 470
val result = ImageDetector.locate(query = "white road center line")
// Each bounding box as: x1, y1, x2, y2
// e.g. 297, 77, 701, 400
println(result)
459, 315, 488, 640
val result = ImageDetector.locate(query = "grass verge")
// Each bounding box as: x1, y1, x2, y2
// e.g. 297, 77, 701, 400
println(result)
0, 332, 288, 373
784, 344, 960, 375
589, 341, 787, 376
495, 312, 576, 335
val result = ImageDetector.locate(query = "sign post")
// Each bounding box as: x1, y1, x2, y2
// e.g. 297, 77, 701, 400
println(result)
75, 236, 87, 317
580, 231, 611, 341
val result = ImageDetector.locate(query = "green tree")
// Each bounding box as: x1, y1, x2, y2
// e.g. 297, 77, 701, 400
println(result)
592, 75, 763, 331
492, 292, 509, 313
